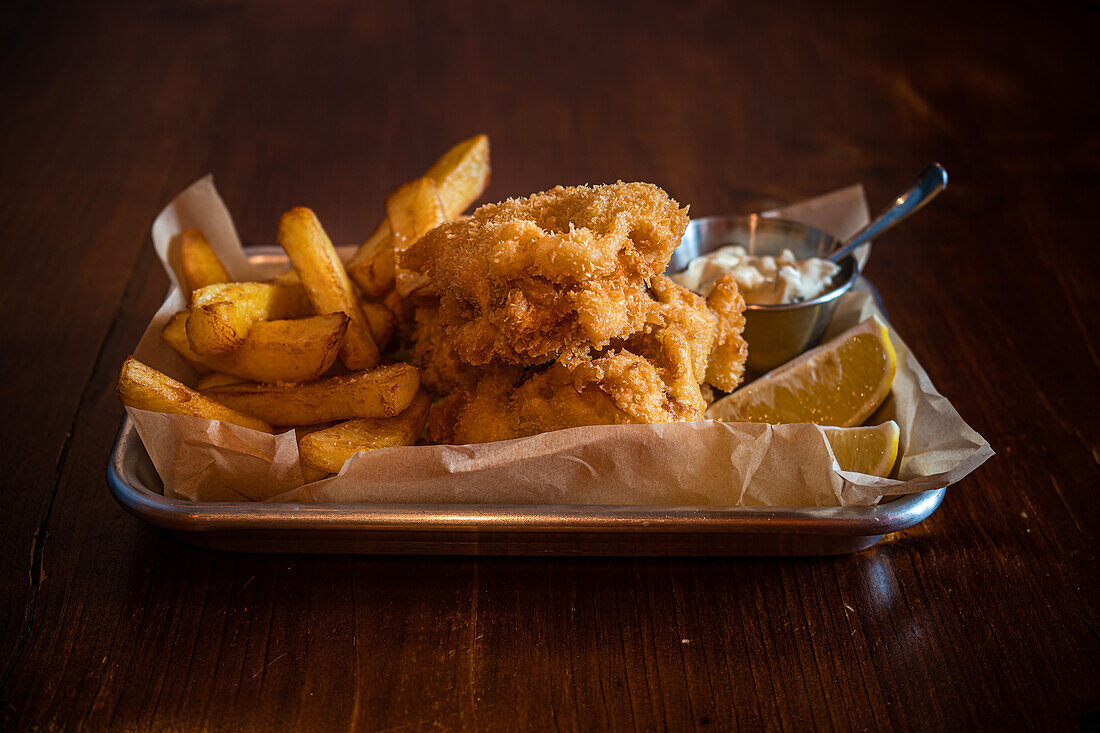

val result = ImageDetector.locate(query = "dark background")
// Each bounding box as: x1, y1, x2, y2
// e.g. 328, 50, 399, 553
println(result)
1, 1, 1097, 729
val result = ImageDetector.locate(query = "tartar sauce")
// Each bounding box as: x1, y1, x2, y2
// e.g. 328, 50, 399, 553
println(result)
671, 246, 839, 305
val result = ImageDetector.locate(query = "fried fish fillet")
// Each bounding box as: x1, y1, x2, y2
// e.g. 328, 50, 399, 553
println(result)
426, 276, 748, 444
401, 182, 690, 367
614, 275, 719, 417
703, 274, 749, 392
427, 352, 686, 445
409, 303, 474, 395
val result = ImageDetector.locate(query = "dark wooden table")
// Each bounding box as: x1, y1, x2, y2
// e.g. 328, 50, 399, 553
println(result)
2, 1, 1097, 729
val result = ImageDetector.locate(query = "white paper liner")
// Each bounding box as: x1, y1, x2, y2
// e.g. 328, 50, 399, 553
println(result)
123, 176, 992, 506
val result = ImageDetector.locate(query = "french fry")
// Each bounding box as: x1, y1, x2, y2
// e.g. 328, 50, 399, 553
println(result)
345, 223, 394, 297
164, 310, 349, 384
186, 281, 310, 355
387, 177, 445, 297
179, 228, 230, 299
381, 287, 416, 330
185, 301, 251, 355
298, 392, 431, 473
347, 134, 490, 295
203, 364, 419, 426
117, 357, 271, 432
424, 133, 490, 219
160, 312, 212, 373
293, 422, 339, 482
359, 298, 397, 350
190, 281, 311, 312
278, 207, 380, 370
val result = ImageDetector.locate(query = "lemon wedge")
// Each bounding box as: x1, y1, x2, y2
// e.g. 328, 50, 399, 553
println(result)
706, 315, 896, 426
822, 421, 900, 477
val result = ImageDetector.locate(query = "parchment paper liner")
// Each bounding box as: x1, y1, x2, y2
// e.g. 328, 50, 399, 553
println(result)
124, 177, 992, 506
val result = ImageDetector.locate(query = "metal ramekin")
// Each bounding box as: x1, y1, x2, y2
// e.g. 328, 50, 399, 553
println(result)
669, 214, 861, 375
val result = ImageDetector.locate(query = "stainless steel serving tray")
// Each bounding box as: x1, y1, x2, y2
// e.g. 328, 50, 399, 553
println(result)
105, 247, 946, 556
107, 420, 944, 555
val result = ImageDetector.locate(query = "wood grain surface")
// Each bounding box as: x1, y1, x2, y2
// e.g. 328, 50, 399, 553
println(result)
2, 1, 1097, 729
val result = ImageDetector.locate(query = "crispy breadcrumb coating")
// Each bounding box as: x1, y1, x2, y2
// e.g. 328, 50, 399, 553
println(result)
428, 352, 685, 444
402, 182, 689, 366
409, 303, 474, 395
399, 183, 748, 445
423, 277, 748, 444
704, 274, 749, 392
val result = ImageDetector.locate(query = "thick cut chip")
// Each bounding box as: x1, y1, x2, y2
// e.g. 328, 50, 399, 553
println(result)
160, 312, 211, 373
186, 281, 310, 355
203, 364, 419, 426
278, 207, 380, 370
424, 133, 491, 219
381, 287, 416, 330
190, 282, 310, 311
358, 298, 397, 350
298, 391, 431, 473
117, 357, 271, 432
346, 222, 395, 297
164, 311, 349, 384
179, 228, 230, 299
408, 182, 688, 367
347, 134, 490, 295
270, 271, 393, 340
387, 177, 445, 297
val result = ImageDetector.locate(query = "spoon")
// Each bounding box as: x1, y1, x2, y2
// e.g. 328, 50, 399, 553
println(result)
827, 162, 948, 263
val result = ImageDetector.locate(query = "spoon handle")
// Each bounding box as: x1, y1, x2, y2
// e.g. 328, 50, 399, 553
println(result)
828, 162, 948, 262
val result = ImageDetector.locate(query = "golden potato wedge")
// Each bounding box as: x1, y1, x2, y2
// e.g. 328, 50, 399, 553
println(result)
387, 177, 445, 297
298, 391, 430, 473
191, 281, 310, 312
186, 281, 311, 355
180, 228, 230, 299
203, 364, 419, 426
346, 222, 395, 297
117, 357, 271, 432
381, 287, 417, 330
160, 312, 212, 373
424, 133, 491, 219
225, 314, 348, 384
347, 134, 490, 295
164, 310, 349, 384
293, 422, 339, 482
358, 298, 397, 350
278, 207, 380, 370
185, 301, 252, 355
163, 310, 206, 362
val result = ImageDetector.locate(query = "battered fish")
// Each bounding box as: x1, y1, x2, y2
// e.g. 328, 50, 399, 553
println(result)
401, 182, 689, 367
428, 351, 687, 445
425, 276, 748, 444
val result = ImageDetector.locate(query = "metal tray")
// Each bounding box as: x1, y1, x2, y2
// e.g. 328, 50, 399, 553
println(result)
105, 247, 946, 556
107, 418, 944, 555
107, 420, 944, 555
